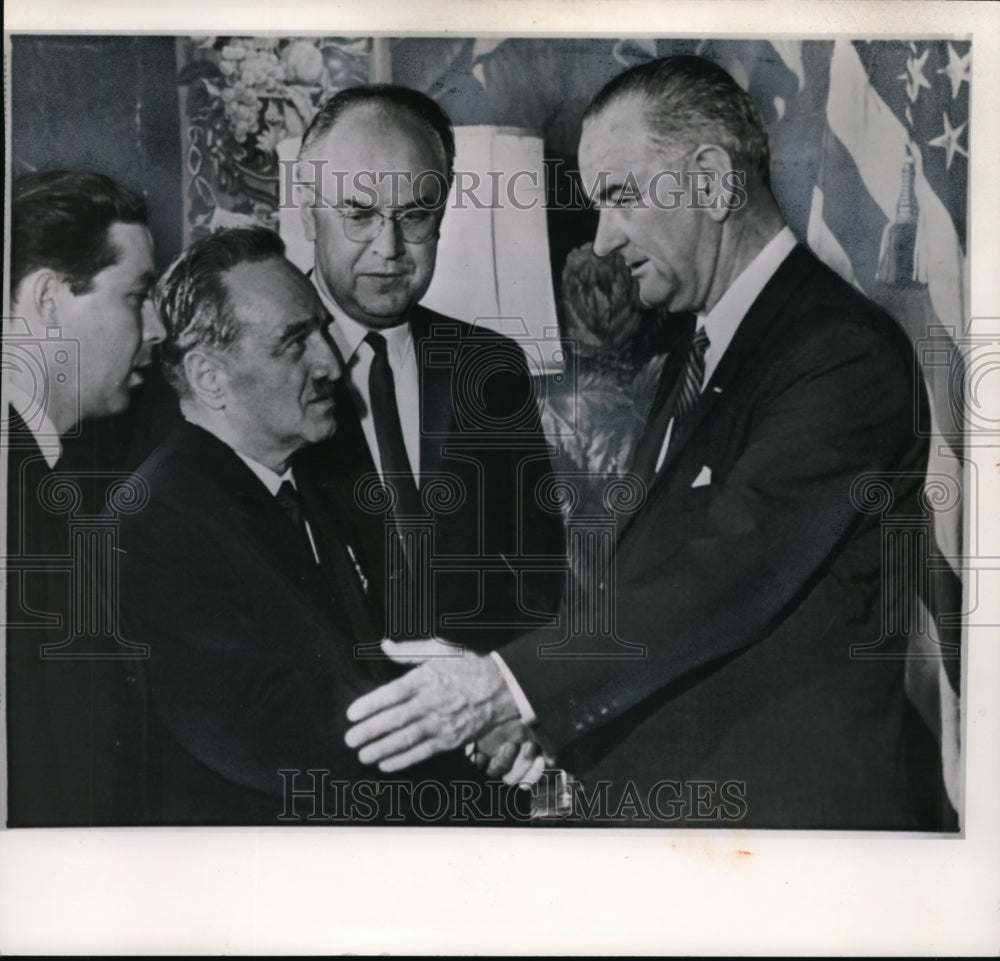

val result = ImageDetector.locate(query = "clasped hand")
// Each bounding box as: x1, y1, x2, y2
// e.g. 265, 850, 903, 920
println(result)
345, 639, 545, 783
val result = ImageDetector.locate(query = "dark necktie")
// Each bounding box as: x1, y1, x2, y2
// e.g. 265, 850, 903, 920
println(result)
365, 332, 421, 518
365, 332, 430, 639
630, 323, 710, 484
276, 479, 315, 561
665, 325, 710, 456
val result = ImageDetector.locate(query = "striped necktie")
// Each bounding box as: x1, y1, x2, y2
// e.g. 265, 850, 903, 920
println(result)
665, 325, 710, 456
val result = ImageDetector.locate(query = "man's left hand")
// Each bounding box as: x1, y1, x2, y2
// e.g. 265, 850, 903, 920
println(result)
345, 639, 520, 771
472, 718, 547, 784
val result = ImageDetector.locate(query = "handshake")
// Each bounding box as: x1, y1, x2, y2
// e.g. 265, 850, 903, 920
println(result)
345, 638, 551, 785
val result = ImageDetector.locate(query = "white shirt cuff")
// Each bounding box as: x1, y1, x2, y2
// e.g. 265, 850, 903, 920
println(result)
490, 651, 537, 725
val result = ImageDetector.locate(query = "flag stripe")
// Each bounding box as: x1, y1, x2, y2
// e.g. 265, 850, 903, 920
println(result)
806, 186, 858, 286
812, 129, 889, 292
827, 40, 967, 334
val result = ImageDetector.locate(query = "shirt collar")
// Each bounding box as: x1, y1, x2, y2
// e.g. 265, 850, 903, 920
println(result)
234, 451, 294, 498
7, 382, 62, 469
181, 415, 292, 497
697, 225, 797, 384
312, 272, 413, 366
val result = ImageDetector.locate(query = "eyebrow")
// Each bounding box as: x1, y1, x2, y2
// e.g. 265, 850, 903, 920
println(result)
272, 315, 324, 352
591, 181, 619, 205
342, 197, 432, 213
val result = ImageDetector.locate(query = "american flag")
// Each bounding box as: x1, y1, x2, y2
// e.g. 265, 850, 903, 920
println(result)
680, 38, 968, 817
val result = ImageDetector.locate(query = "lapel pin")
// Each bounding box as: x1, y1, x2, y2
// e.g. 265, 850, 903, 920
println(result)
346, 544, 369, 593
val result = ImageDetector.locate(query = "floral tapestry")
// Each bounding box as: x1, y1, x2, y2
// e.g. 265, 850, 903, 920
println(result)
177, 36, 372, 239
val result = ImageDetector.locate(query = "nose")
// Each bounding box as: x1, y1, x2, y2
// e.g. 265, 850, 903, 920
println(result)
141, 298, 167, 345
368, 213, 405, 259
306, 327, 340, 380
591, 209, 624, 259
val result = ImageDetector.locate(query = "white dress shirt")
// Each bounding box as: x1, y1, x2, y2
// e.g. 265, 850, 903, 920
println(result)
233, 449, 293, 498
6, 382, 62, 469
313, 276, 422, 483
654, 225, 797, 471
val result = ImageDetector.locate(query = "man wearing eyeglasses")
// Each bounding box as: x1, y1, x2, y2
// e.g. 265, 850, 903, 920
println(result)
296, 85, 565, 786
343, 58, 953, 830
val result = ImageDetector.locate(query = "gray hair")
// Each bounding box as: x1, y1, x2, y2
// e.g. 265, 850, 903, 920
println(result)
154, 226, 286, 396
584, 54, 771, 187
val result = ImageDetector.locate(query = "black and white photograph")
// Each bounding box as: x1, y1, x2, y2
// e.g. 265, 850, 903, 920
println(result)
2, 0, 998, 954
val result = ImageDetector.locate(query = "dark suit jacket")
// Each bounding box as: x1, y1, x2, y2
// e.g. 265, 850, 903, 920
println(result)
115, 421, 461, 825
303, 305, 566, 651
501, 245, 951, 829
5, 408, 144, 826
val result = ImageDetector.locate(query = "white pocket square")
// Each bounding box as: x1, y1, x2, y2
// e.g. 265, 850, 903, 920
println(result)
691, 465, 712, 488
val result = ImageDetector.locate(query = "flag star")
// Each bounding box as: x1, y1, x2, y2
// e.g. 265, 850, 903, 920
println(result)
898, 48, 932, 103
937, 43, 971, 100
927, 113, 968, 170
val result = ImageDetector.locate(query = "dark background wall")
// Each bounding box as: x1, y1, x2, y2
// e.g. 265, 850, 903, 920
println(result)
10, 36, 186, 467
11, 35, 185, 272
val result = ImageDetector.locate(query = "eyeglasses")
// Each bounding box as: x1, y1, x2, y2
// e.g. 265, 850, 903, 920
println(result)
337, 206, 441, 244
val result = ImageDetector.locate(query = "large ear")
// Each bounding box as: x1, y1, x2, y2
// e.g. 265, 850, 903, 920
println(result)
183, 348, 228, 410
295, 161, 319, 243
300, 199, 317, 243
689, 143, 741, 223
15, 268, 68, 326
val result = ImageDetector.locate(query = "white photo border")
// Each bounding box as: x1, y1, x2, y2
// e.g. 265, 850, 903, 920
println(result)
2, 0, 998, 955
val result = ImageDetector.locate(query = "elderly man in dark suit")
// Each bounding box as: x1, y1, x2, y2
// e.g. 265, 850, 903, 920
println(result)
115, 227, 526, 824
5, 171, 164, 826
344, 56, 951, 829
111, 227, 381, 823
296, 84, 565, 658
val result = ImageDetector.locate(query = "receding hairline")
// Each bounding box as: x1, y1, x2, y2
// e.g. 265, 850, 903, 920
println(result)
579, 92, 692, 165
582, 56, 772, 185
583, 89, 692, 146
217, 253, 315, 331
299, 100, 449, 166
218, 252, 299, 307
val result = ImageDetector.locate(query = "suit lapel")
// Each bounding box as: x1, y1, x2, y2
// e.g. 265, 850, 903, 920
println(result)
295, 462, 378, 636
325, 372, 377, 474
704, 245, 817, 392
304, 373, 392, 622
410, 306, 457, 480
171, 423, 328, 606
619, 245, 819, 537
627, 313, 696, 486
